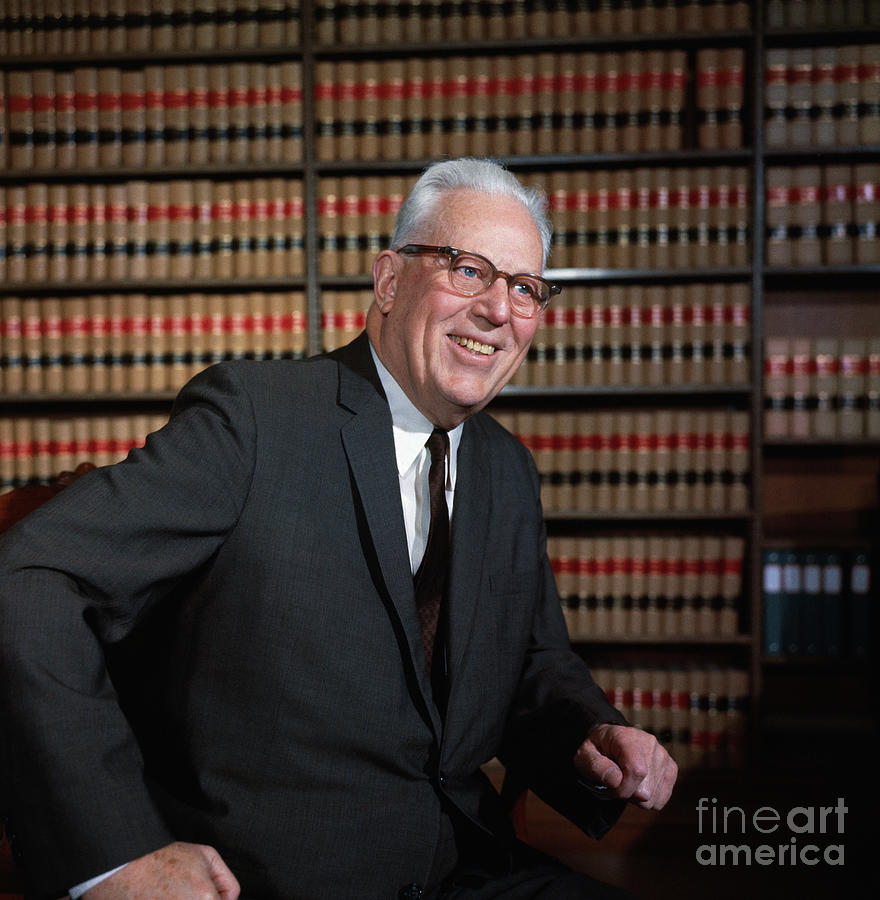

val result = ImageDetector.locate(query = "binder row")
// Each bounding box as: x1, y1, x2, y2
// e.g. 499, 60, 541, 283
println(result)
765, 44, 880, 150
492, 407, 750, 514
0, 291, 308, 396
765, 335, 880, 440
316, 167, 752, 277
590, 662, 749, 770
0, 411, 168, 490
313, 49, 744, 162
518, 282, 751, 389
0, 178, 307, 285
537, 166, 750, 270
1, 61, 304, 171
551, 533, 745, 640
765, 0, 880, 28
765, 164, 880, 266
762, 546, 873, 660
314, 0, 751, 45
0, 0, 302, 57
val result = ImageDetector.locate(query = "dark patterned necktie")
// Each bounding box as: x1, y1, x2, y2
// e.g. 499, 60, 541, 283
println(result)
414, 427, 450, 678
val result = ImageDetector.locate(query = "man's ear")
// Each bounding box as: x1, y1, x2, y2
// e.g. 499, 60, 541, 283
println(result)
372, 251, 398, 313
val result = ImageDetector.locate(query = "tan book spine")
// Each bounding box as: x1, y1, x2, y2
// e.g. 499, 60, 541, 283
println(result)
534, 411, 556, 511
823, 164, 854, 265
720, 536, 744, 637
728, 410, 749, 512
169, 179, 195, 281
609, 537, 630, 635
727, 283, 750, 385
106, 293, 127, 392
651, 167, 671, 269
867, 337, 880, 438
837, 44, 862, 146
284, 178, 305, 278
96, 66, 122, 168
680, 537, 701, 638
651, 409, 673, 513
787, 47, 812, 147
187, 292, 208, 378
210, 180, 234, 281
63, 184, 88, 283
697, 48, 721, 150
279, 61, 302, 162
382, 58, 406, 161
707, 411, 728, 512
146, 294, 168, 391
764, 337, 790, 439
709, 166, 731, 268
24, 183, 49, 284
404, 58, 427, 161
592, 412, 614, 512
789, 337, 812, 438
706, 283, 727, 385
165, 294, 188, 388
811, 46, 837, 147
722, 48, 744, 149
626, 287, 646, 387
692, 167, 712, 269
854, 163, 880, 264
598, 52, 620, 154
22, 299, 44, 394
661, 537, 683, 638
147, 180, 171, 281
227, 292, 247, 362
632, 167, 652, 269
575, 412, 595, 511
669, 168, 692, 269
227, 62, 250, 164
792, 166, 822, 266
120, 68, 146, 168
1, 297, 24, 395
860, 44, 880, 146
324, 61, 349, 162
8, 70, 34, 170
839, 338, 867, 438
319, 178, 340, 277
556, 52, 577, 156
232, 179, 253, 280
87, 295, 108, 394
685, 283, 706, 385
87, 183, 108, 283
812, 337, 839, 438
765, 47, 789, 148
577, 52, 599, 154
127, 293, 149, 393
206, 63, 230, 165
666, 285, 687, 386
31, 69, 55, 170
765, 167, 792, 267
360, 60, 381, 161
187, 64, 210, 166
144, 65, 165, 167
205, 292, 227, 365
665, 50, 686, 151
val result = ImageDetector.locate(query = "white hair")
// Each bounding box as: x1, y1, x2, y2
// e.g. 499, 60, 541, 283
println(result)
391, 158, 553, 268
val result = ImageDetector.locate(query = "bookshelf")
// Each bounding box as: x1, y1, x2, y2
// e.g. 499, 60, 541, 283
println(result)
0, 0, 877, 776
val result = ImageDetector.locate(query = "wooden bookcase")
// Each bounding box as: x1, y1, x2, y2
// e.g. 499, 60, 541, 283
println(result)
0, 0, 877, 776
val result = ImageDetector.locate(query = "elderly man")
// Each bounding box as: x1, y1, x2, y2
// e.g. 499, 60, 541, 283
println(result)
0, 158, 675, 900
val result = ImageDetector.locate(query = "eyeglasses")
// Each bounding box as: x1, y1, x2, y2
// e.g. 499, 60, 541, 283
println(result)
394, 244, 560, 319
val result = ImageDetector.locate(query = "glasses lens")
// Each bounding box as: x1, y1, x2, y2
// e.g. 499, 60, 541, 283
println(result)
448, 253, 492, 294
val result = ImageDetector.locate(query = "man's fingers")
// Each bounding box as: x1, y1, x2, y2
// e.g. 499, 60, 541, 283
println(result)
573, 738, 623, 788
199, 844, 241, 900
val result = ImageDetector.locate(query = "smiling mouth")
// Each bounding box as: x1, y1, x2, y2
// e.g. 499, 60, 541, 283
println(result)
449, 334, 497, 356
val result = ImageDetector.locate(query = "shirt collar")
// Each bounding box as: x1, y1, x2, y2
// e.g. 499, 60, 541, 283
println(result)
369, 341, 463, 478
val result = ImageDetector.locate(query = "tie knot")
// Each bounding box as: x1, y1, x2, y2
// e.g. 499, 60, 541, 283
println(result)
426, 427, 449, 464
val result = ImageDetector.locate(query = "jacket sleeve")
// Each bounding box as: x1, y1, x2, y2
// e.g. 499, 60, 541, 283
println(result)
497, 450, 628, 840
0, 363, 256, 899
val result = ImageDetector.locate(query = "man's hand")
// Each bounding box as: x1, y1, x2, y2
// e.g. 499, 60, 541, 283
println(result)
84, 842, 240, 899
574, 723, 677, 811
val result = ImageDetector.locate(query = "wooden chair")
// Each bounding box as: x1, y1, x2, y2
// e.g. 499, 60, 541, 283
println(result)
0, 464, 95, 900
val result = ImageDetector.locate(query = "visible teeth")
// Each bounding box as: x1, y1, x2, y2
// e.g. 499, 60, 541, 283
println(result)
450, 335, 496, 355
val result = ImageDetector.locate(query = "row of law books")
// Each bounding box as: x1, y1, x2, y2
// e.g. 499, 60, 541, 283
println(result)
0, 292, 308, 396
590, 662, 749, 770
314, 0, 750, 45
765, 335, 880, 440
539, 167, 750, 271
551, 533, 745, 640
0, 178, 306, 285
518, 282, 751, 389
0, 61, 304, 171
0, 412, 168, 490
313, 48, 743, 163
765, 164, 880, 266
765, 45, 880, 149
491, 407, 750, 514
765, 0, 880, 28
0, 0, 302, 58
316, 167, 751, 277
762, 546, 873, 660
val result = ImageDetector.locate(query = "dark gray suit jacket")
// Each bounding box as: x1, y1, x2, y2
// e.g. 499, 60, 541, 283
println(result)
0, 334, 625, 899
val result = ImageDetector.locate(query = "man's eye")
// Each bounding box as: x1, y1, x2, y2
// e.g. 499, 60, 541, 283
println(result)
456, 264, 482, 280
512, 280, 538, 299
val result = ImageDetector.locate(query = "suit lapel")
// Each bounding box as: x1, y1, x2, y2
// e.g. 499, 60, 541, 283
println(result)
445, 419, 491, 697
334, 336, 442, 731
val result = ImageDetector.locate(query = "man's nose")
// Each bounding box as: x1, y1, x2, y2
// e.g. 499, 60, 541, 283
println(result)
473, 278, 511, 324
